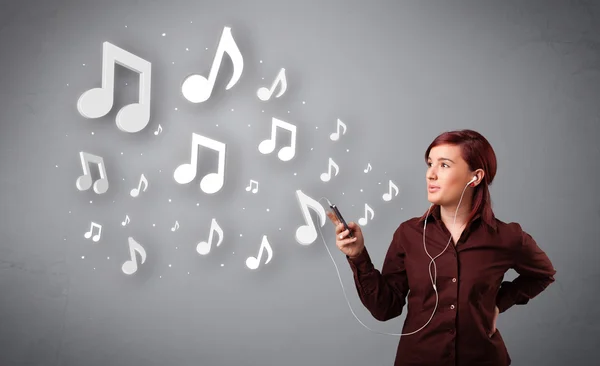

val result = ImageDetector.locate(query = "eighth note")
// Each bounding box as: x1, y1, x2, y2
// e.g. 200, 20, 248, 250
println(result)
181, 26, 244, 103
84, 222, 102, 242
295, 189, 326, 245
154, 124, 162, 135
246, 235, 273, 270
245, 179, 258, 193
122, 214, 130, 226
130, 173, 148, 197
171, 220, 179, 232
382, 180, 399, 202
257, 68, 287, 101
76, 151, 109, 194
122, 237, 147, 275
358, 203, 375, 226
320, 157, 339, 182
196, 218, 224, 255
364, 163, 372, 173
329, 118, 347, 141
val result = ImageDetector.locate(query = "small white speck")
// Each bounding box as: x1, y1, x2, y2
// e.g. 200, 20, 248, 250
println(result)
66, 134, 68, 137
360, 189, 363, 192
261, 77, 264, 80
153, 224, 156, 227
175, 107, 178, 110
266, 208, 270, 212
162, 33, 166, 36
172, 61, 175, 64
159, 170, 162, 173
240, 234, 243, 237
64, 238, 66, 241
248, 124, 251, 127
125, 83, 128, 86
220, 264, 224, 267
93, 267, 96, 270
66, 84, 69, 86
175, 247, 178, 249
169, 264, 172, 267
89, 200, 92, 204
347, 149, 350, 152
122, 178, 125, 181
160, 275, 162, 278
401, 208, 403, 210
302, 101, 306, 104
55, 165, 58, 168
140, 153, 143, 156
310, 148, 313, 151
279, 228, 282, 231
294, 172, 297, 176
91, 132, 94, 135
231, 108, 234, 111
81, 256, 85, 259
196, 203, 200, 206
186, 47, 189, 51
121, 152, 123, 155
168, 199, 172, 203
242, 207, 245, 210
342, 192, 345, 195
261, 110, 264, 113
107, 257, 110, 260
259, 60, 263, 63
125, 25, 127, 28
82, 64, 86, 66
188, 272, 190, 275
315, 126, 319, 129
378, 182, 381, 185
216, 124, 219, 127
205, 47, 208, 50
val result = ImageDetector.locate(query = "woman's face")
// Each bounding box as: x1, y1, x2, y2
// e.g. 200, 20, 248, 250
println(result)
426, 144, 475, 206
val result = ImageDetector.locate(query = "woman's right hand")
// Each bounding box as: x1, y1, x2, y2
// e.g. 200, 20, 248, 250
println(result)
326, 211, 365, 258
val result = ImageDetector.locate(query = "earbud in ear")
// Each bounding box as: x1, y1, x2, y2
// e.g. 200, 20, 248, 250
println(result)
469, 176, 477, 187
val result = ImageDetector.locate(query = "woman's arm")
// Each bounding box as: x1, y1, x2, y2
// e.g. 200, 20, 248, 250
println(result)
346, 224, 410, 321
495, 223, 557, 313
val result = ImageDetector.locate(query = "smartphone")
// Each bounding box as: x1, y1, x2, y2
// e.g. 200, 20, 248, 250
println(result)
330, 204, 354, 238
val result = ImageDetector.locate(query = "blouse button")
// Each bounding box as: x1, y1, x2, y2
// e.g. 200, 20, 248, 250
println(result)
450, 304, 455, 309
452, 278, 457, 282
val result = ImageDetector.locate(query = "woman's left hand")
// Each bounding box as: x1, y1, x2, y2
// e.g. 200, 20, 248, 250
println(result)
489, 306, 499, 337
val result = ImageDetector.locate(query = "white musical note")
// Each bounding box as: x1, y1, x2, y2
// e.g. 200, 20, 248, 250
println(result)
295, 190, 327, 245
257, 68, 287, 101
171, 220, 179, 232
77, 42, 152, 133
130, 173, 148, 197
76, 151, 109, 194
320, 157, 339, 182
154, 124, 162, 135
181, 26, 244, 103
245, 179, 258, 193
258, 117, 297, 161
245, 235, 273, 270
84, 222, 102, 242
329, 118, 347, 141
121, 215, 130, 226
174, 133, 226, 194
121, 237, 147, 275
382, 180, 399, 202
196, 218, 224, 255
358, 203, 375, 226
364, 163, 372, 173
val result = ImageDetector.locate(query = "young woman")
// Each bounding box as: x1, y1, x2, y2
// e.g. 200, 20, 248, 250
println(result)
326, 129, 556, 366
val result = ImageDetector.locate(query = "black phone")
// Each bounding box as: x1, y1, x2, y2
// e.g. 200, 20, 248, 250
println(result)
330, 204, 354, 238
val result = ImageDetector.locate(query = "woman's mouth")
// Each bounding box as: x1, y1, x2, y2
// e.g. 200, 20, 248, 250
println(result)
428, 186, 440, 193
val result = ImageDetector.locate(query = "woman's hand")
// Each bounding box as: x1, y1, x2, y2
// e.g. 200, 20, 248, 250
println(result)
489, 305, 500, 337
326, 211, 365, 258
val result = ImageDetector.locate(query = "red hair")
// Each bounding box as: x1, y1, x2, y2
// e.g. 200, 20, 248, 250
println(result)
418, 129, 498, 232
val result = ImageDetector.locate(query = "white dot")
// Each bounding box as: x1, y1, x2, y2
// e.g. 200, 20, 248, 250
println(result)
125, 83, 128, 86
205, 47, 208, 50
66, 84, 69, 86
294, 172, 297, 176
216, 124, 219, 127
140, 153, 143, 156
122, 178, 125, 181
360, 189, 363, 192
125, 25, 127, 28
302, 101, 306, 104
186, 47, 189, 51
190, 21, 193, 23
89, 200, 92, 203
162, 33, 166, 36
160, 276, 162, 278
266, 208, 270, 212
231, 108, 234, 111
81, 256, 85, 259
196, 203, 200, 206
242, 207, 245, 210
261, 110, 264, 113
176, 247, 178, 249
175, 107, 178, 110
169, 264, 172, 267
248, 124, 251, 127
91, 131, 94, 135
172, 61, 175, 64
82, 64, 86, 66
260, 60, 263, 63
288, 111, 290, 113
310, 148, 313, 151
93, 267, 96, 270
279, 228, 282, 231
107, 257, 110, 260
168, 199, 172, 202
262, 77, 264, 80
68, 211, 71, 214
121, 152, 123, 155
188, 272, 190, 275
240, 233, 243, 237
220, 264, 224, 267
55, 165, 58, 168
64, 238, 66, 241
315, 126, 318, 129
159, 170, 162, 173
347, 149, 350, 152
153, 224, 156, 227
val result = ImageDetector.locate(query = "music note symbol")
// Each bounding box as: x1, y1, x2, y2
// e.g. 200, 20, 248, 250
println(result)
121, 237, 147, 275
174, 133, 227, 194
320, 157, 339, 182
382, 180, 399, 202
121, 215, 130, 226
130, 173, 148, 197
358, 203, 375, 226
181, 26, 244, 103
364, 163, 372, 173
245, 179, 259, 193
258, 117, 297, 161
257, 68, 287, 101
246, 235, 273, 270
196, 218, 224, 255
77, 42, 152, 133
171, 220, 179, 232
329, 118, 347, 141
295, 190, 327, 245
84, 222, 102, 242
76, 152, 109, 194
154, 124, 162, 135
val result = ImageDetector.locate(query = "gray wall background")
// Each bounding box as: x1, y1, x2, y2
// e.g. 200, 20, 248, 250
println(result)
1, 0, 599, 365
